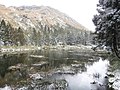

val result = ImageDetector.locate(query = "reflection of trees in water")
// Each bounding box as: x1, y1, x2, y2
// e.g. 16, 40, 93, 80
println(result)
0, 49, 108, 89
0, 53, 29, 87
31, 49, 92, 72
0, 54, 20, 77
32, 50, 100, 74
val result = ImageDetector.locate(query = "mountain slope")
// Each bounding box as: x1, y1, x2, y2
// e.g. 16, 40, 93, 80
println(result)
0, 5, 92, 46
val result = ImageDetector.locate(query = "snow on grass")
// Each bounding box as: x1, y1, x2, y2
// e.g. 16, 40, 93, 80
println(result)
0, 46, 39, 53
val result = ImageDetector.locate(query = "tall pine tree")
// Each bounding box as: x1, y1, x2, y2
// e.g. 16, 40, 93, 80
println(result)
93, 0, 120, 58
0, 20, 12, 45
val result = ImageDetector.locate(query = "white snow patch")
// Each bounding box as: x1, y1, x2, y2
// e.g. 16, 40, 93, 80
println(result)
0, 85, 12, 90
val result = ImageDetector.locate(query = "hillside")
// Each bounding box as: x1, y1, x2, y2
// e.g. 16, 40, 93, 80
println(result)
0, 5, 92, 46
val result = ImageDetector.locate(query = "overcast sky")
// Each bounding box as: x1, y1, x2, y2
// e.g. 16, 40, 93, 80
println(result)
0, 0, 99, 31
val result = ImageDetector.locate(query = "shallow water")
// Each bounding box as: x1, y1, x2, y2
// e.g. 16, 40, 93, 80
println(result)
0, 48, 120, 90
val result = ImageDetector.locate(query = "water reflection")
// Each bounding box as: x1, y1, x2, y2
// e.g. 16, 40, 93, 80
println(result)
0, 49, 113, 90
51, 58, 109, 90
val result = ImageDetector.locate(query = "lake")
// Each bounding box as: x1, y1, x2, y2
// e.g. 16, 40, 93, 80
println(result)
0, 48, 120, 90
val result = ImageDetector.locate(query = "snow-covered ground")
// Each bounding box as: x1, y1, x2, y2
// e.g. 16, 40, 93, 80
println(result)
0, 46, 39, 53
0, 44, 108, 54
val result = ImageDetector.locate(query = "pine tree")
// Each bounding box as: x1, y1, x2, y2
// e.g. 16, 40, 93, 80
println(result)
93, 0, 120, 58
0, 20, 12, 45
17, 27, 26, 46
32, 28, 40, 46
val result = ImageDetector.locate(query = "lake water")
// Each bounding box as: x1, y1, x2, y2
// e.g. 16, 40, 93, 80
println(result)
0, 48, 120, 90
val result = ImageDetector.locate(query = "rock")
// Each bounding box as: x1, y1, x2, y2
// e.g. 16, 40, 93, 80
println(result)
71, 64, 82, 68
90, 81, 98, 84
29, 73, 43, 80
106, 72, 115, 77
55, 70, 75, 75
8, 65, 21, 71
49, 79, 68, 90
32, 61, 48, 67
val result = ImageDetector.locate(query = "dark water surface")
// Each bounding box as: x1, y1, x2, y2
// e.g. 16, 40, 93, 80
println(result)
0, 48, 120, 90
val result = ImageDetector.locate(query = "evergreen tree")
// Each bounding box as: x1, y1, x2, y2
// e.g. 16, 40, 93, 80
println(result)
17, 27, 26, 45
6, 22, 13, 45
13, 27, 26, 46
32, 28, 40, 46
0, 20, 12, 45
93, 0, 120, 58
0, 20, 6, 45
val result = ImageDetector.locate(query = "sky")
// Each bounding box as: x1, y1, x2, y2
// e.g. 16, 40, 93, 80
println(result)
0, 0, 99, 31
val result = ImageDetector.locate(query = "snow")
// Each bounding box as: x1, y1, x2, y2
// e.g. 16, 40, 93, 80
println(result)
57, 18, 65, 26
27, 19, 35, 28
18, 87, 28, 90
38, 16, 42, 21
29, 73, 43, 80
30, 55, 44, 58
0, 46, 37, 53
0, 85, 12, 90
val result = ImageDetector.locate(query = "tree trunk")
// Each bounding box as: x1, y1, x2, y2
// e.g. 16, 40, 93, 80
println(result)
113, 29, 120, 59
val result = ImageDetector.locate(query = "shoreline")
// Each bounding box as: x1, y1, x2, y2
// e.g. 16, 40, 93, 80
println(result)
0, 45, 108, 54
0, 46, 40, 53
